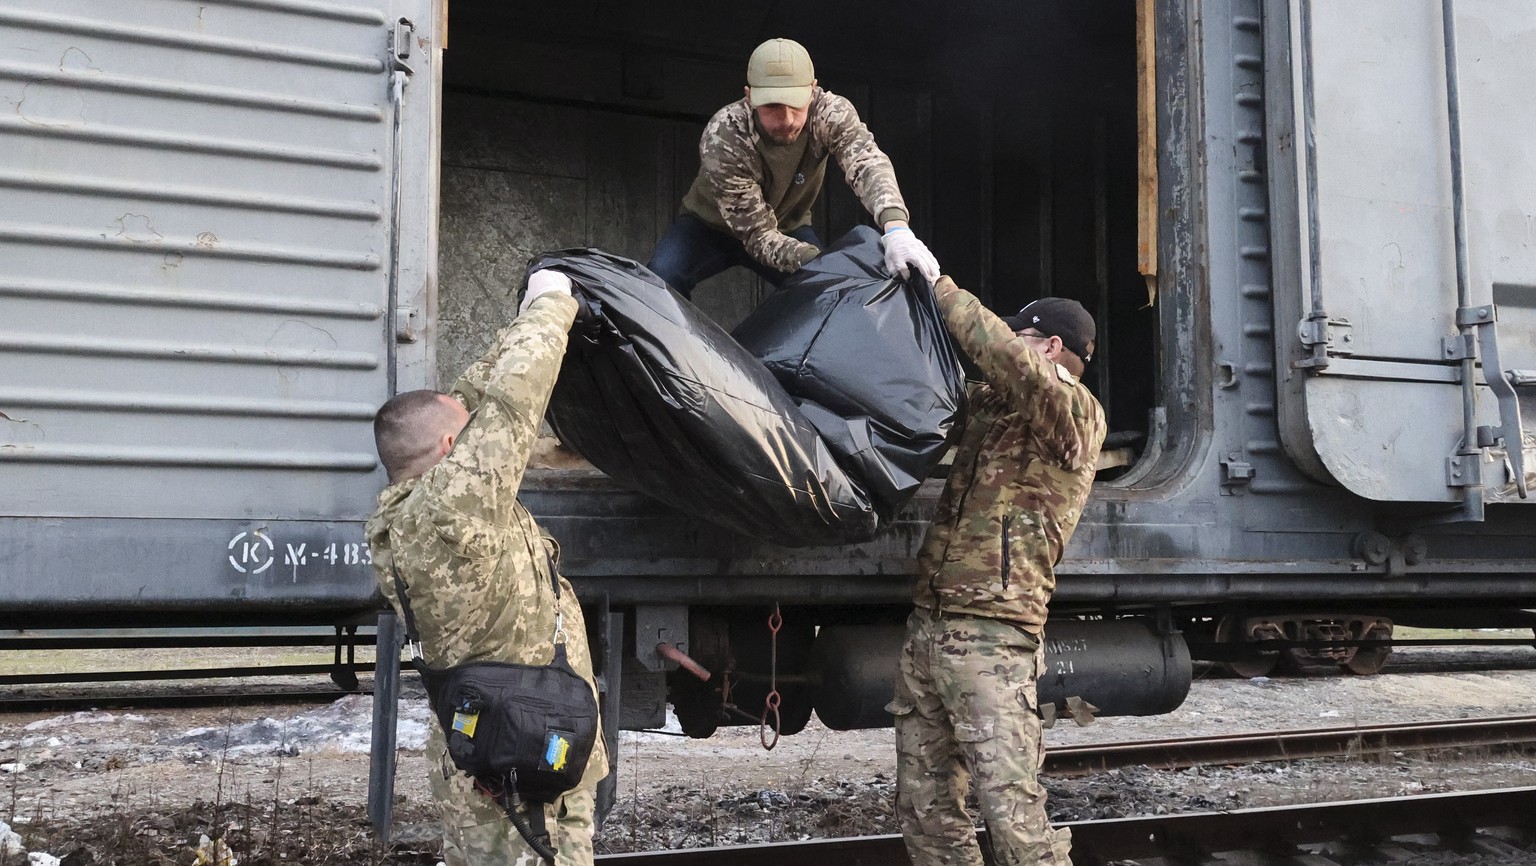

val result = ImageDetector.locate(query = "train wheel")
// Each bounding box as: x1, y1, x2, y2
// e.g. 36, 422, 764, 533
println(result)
1341, 624, 1393, 676
1215, 615, 1278, 678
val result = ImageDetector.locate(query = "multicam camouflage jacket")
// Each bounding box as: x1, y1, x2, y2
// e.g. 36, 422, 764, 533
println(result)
365, 296, 604, 765
680, 87, 910, 273
913, 277, 1108, 629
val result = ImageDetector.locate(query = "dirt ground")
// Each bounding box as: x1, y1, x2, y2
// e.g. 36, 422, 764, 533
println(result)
3, 643, 1536, 862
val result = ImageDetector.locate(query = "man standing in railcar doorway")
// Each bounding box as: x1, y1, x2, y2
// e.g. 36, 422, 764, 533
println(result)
888, 285, 1106, 866
647, 37, 941, 298
365, 269, 606, 866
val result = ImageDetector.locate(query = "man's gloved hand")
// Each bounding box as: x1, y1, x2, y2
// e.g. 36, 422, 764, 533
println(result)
519, 269, 573, 315
881, 226, 941, 283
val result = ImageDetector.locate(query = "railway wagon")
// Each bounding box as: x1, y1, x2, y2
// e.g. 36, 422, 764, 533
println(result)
5, 0, 1536, 784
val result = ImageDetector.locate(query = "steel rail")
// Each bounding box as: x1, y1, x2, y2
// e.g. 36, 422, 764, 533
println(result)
592, 786, 1536, 865
1068, 785, 1536, 865
0, 661, 374, 687
0, 632, 373, 651
0, 688, 361, 713
1043, 713, 1536, 776
1191, 636, 1536, 650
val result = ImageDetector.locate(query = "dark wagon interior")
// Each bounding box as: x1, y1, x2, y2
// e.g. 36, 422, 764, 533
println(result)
435, 0, 1158, 465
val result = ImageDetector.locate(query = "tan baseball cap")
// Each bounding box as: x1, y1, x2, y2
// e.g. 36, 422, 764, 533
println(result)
747, 38, 814, 109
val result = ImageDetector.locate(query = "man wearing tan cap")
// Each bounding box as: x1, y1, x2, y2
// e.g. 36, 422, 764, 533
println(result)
648, 38, 940, 299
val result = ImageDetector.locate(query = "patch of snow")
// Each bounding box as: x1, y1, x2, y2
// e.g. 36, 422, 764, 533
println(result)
620, 708, 685, 743
22, 711, 122, 731
0, 821, 24, 856
162, 695, 433, 756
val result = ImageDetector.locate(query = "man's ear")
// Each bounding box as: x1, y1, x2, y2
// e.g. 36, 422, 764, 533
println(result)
1045, 335, 1065, 362
743, 85, 751, 102
440, 431, 457, 459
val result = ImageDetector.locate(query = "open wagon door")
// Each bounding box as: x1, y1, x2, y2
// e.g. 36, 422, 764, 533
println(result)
1268, 0, 1536, 519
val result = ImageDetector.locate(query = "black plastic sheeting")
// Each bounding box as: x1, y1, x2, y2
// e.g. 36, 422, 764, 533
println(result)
529, 227, 964, 547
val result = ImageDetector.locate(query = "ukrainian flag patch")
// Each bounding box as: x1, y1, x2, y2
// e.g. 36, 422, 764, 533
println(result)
543, 731, 571, 771
451, 711, 479, 738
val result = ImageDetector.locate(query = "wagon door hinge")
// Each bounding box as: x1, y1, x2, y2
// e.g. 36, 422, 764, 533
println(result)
391, 18, 415, 77
1294, 313, 1353, 370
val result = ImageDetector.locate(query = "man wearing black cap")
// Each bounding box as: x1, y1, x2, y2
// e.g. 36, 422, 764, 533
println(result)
1000, 296, 1098, 379
888, 278, 1106, 866
647, 38, 939, 299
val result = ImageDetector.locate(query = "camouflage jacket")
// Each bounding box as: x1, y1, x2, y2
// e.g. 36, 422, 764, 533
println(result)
680, 87, 909, 273
913, 278, 1107, 628
365, 295, 606, 777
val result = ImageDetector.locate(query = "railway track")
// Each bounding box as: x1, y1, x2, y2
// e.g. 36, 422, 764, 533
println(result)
6, 686, 1535, 781
592, 786, 1536, 865
1044, 713, 1536, 776
12, 657, 1536, 715
0, 627, 377, 711
5, 675, 1534, 863
0, 684, 368, 713
1371, 648, 1536, 675
1189, 639, 1536, 678
0, 662, 376, 713
7, 669, 1536, 777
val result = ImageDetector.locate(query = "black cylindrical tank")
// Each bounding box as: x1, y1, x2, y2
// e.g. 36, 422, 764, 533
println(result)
810, 619, 1192, 730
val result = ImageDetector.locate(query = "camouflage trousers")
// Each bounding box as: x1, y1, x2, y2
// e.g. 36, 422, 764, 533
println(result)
426, 722, 607, 866
889, 608, 1072, 866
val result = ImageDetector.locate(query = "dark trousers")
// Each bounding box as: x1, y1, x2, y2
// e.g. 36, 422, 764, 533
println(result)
647, 214, 823, 299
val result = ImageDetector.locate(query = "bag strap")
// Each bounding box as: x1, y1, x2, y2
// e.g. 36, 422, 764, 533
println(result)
389, 560, 427, 661
541, 544, 570, 648
388, 541, 566, 661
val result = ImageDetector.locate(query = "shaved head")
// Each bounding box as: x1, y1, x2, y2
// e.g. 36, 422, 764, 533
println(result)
373, 389, 470, 482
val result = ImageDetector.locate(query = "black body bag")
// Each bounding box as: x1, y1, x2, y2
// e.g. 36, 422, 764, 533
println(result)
528, 226, 963, 547
390, 563, 596, 860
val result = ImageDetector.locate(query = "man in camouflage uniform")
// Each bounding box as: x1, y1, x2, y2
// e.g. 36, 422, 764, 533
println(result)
366, 269, 607, 866
647, 37, 940, 298
889, 281, 1107, 866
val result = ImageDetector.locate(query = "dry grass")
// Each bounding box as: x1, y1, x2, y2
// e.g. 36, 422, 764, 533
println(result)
3, 796, 441, 866
0, 715, 433, 866
594, 777, 898, 853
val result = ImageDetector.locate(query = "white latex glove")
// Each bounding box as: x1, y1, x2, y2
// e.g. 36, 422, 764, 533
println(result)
881, 227, 941, 283
519, 268, 573, 315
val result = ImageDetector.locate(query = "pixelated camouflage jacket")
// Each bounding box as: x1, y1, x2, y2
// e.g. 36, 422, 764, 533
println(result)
365, 294, 603, 698
913, 277, 1107, 628
680, 87, 910, 273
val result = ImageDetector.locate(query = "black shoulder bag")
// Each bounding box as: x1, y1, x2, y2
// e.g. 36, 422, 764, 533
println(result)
391, 556, 598, 863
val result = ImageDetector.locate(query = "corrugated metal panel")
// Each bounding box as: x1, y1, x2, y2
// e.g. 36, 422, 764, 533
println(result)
0, 0, 406, 520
